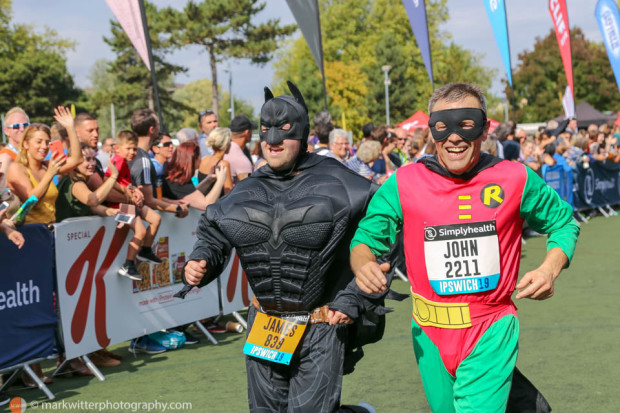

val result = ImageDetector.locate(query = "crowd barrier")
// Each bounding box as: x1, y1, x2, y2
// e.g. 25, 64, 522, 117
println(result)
1, 210, 252, 379
541, 159, 620, 211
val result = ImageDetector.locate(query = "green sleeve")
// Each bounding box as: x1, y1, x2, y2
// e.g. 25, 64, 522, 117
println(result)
520, 166, 580, 265
350, 172, 403, 256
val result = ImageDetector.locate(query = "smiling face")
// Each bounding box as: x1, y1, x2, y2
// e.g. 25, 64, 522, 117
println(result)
77, 147, 96, 177
431, 95, 489, 175
115, 141, 137, 162
23, 130, 51, 163
3, 112, 29, 147
261, 137, 301, 172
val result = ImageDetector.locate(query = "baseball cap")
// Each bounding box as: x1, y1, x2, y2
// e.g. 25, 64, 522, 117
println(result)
230, 115, 257, 133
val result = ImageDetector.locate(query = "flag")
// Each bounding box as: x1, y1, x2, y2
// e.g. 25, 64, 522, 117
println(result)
562, 86, 575, 118
105, 0, 151, 71
549, 0, 574, 97
483, 0, 512, 86
596, 0, 620, 93
286, 0, 328, 109
401, 0, 433, 88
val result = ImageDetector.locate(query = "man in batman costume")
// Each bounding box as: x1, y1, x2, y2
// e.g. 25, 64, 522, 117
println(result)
179, 82, 392, 412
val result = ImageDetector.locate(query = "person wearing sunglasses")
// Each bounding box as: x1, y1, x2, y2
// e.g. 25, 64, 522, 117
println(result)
198, 109, 219, 158
351, 82, 579, 413
0, 107, 30, 177
151, 133, 174, 183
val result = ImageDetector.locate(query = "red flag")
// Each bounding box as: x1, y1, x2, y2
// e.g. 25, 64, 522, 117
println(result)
549, 0, 573, 96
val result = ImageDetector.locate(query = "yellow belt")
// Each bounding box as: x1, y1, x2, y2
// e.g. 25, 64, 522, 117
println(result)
411, 289, 471, 329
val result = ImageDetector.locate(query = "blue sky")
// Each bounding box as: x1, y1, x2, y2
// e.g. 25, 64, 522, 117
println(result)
11, 0, 603, 118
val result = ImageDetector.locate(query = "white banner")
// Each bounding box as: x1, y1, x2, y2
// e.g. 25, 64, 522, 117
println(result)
105, 0, 151, 71
54, 210, 226, 359
562, 85, 575, 119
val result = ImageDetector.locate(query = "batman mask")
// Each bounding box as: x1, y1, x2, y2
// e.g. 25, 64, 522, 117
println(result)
428, 108, 487, 142
259, 81, 310, 151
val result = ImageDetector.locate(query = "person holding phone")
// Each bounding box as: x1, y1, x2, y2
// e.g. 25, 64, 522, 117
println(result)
6, 106, 82, 225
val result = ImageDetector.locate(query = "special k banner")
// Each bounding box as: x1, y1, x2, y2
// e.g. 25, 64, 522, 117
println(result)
54, 210, 224, 360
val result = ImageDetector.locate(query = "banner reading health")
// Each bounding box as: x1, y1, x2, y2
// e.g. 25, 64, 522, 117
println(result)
0, 224, 57, 369
401, 0, 433, 87
596, 0, 620, 93
483, 0, 512, 86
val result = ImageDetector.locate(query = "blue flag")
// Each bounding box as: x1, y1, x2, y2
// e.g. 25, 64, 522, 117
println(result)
483, 0, 512, 86
596, 0, 620, 93
402, 0, 433, 88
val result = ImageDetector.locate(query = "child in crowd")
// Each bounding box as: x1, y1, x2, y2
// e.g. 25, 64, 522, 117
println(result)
104, 130, 162, 280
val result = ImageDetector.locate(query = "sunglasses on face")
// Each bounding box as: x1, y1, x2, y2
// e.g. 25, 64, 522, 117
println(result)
157, 142, 173, 148
7, 122, 29, 129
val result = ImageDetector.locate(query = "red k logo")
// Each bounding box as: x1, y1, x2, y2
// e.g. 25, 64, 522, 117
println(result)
65, 226, 128, 347
226, 253, 251, 307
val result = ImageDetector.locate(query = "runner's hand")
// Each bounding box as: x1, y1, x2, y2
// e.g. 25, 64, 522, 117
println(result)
328, 310, 353, 326
355, 261, 390, 294
185, 259, 207, 286
515, 268, 556, 300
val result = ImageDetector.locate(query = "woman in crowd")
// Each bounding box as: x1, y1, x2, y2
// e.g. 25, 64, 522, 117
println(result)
345, 140, 386, 183
251, 140, 267, 171
151, 133, 174, 182
369, 125, 397, 179
5, 106, 82, 385
162, 141, 227, 210
55, 143, 119, 222
7, 107, 82, 225
197, 127, 233, 194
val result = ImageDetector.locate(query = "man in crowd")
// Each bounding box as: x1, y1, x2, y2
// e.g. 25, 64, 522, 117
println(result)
198, 109, 218, 158
96, 137, 114, 173
389, 127, 408, 167
326, 128, 350, 163
74, 113, 103, 176
0, 107, 29, 177
350, 82, 579, 412
224, 115, 255, 182
181, 82, 384, 413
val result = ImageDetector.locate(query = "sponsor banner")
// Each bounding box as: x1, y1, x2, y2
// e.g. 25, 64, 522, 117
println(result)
596, 0, 620, 93
401, 0, 434, 87
572, 161, 620, 209
549, 0, 574, 96
483, 0, 513, 86
0, 224, 57, 369
54, 210, 221, 359
562, 85, 575, 119
542, 162, 574, 206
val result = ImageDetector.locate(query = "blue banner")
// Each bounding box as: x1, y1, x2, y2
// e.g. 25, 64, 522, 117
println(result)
542, 156, 574, 206
402, 0, 434, 88
572, 159, 620, 210
483, 0, 512, 86
596, 0, 620, 93
0, 224, 57, 369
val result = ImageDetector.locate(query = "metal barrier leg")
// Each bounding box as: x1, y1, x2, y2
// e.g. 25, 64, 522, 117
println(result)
232, 311, 247, 330
598, 206, 610, 217
194, 320, 218, 345
81, 355, 105, 382
22, 364, 55, 400
394, 268, 409, 282
52, 358, 70, 378
575, 211, 589, 224
606, 205, 618, 216
0, 369, 20, 391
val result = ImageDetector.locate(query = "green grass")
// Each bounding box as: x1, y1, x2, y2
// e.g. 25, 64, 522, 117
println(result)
5, 215, 620, 412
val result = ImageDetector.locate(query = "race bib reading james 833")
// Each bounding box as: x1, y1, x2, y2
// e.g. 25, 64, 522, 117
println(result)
424, 221, 500, 295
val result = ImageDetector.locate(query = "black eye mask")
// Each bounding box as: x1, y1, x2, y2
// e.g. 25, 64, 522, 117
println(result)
428, 108, 487, 142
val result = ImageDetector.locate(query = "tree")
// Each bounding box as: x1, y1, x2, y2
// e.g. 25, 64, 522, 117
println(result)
160, 0, 295, 118
0, 1, 81, 124
273, 0, 496, 138
508, 27, 620, 123
101, 1, 189, 132
172, 78, 255, 129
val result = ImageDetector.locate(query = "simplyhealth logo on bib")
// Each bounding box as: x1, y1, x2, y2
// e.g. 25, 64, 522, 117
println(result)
424, 221, 500, 295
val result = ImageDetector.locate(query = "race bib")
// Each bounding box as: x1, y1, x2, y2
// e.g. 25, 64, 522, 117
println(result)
243, 311, 309, 365
424, 220, 500, 295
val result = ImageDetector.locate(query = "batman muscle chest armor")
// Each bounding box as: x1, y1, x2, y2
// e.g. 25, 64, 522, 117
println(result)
190, 155, 375, 314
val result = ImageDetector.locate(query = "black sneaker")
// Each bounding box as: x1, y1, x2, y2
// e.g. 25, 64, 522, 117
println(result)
118, 262, 142, 281
184, 332, 200, 345
137, 247, 162, 264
